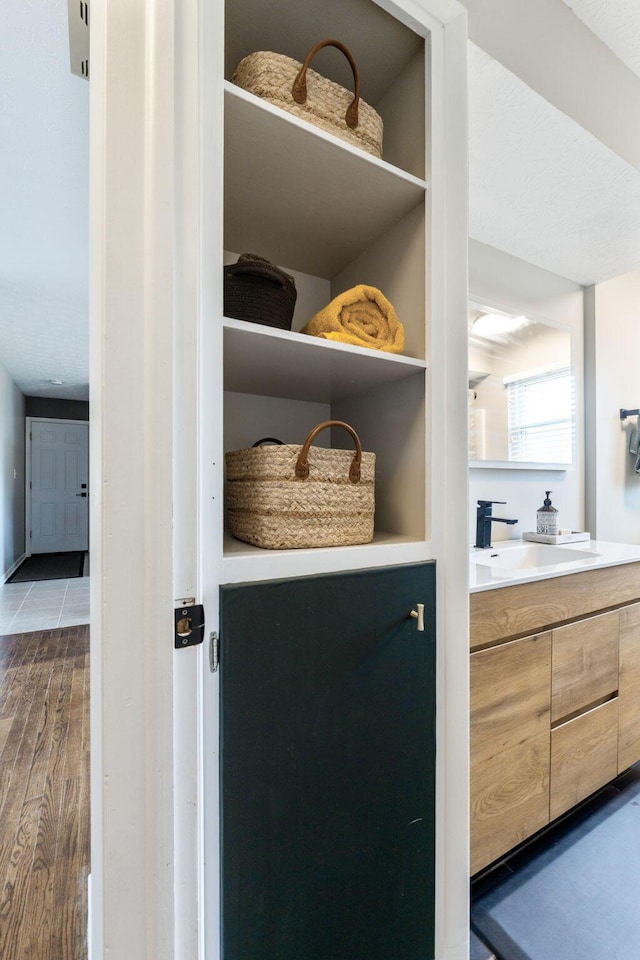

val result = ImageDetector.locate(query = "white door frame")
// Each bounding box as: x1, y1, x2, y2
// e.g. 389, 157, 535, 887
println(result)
89, 0, 202, 957
25, 417, 89, 557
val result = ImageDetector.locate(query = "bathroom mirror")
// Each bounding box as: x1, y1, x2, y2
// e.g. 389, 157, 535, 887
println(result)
468, 302, 575, 468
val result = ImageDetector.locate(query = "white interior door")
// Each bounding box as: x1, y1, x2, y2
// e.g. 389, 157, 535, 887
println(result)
29, 418, 89, 554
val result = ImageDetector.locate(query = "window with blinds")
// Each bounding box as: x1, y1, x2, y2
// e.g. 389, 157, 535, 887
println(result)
506, 364, 575, 463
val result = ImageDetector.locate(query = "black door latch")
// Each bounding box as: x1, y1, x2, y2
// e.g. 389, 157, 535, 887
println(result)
174, 603, 205, 649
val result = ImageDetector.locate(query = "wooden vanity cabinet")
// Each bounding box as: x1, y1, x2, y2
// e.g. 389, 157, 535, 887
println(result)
471, 565, 640, 875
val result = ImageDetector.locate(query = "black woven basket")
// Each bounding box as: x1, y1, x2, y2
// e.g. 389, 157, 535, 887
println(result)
224, 254, 297, 330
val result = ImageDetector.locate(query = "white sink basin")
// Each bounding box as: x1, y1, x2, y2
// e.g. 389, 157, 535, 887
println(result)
470, 539, 640, 593
471, 542, 602, 572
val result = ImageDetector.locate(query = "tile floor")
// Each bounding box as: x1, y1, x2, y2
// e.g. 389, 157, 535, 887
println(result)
0, 574, 89, 634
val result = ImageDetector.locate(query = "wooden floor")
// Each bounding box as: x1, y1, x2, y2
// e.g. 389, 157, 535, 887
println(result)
0, 626, 89, 960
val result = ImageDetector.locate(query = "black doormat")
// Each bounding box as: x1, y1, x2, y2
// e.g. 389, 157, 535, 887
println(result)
471, 765, 640, 960
7, 552, 85, 583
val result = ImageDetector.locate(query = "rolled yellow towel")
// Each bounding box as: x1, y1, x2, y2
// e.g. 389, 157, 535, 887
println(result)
301, 285, 405, 354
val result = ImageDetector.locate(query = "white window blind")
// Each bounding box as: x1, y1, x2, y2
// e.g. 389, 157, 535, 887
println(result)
506, 364, 575, 463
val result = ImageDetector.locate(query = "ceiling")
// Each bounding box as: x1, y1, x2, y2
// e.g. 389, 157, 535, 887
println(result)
560, 0, 640, 79
2, 1, 640, 399
468, 40, 640, 285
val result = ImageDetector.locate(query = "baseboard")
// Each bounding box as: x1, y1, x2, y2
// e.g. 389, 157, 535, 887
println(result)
3, 552, 26, 584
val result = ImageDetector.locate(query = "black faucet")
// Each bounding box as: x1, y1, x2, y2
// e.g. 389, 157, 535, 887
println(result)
475, 500, 518, 549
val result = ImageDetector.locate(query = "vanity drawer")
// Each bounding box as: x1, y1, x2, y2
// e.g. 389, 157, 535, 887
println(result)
551, 611, 619, 723
550, 697, 618, 820
471, 632, 551, 752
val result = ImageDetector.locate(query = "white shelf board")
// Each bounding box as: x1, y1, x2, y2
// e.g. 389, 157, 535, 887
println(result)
221, 530, 432, 584
224, 84, 427, 278
223, 317, 426, 402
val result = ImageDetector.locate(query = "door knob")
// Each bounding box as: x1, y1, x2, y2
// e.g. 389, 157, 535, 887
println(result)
76, 492, 87, 497
410, 603, 425, 631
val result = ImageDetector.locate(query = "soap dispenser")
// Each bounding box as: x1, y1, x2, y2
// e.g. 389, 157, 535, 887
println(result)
537, 491, 559, 536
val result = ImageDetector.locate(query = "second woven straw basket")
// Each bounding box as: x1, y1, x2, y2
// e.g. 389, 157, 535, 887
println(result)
225, 421, 376, 549
231, 39, 383, 159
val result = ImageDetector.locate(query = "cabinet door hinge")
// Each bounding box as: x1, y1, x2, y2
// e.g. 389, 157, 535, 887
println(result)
210, 632, 219, 672
174, 602, 205, 649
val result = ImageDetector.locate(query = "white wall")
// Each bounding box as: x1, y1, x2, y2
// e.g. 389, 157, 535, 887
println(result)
469, 239, 585, 544
0, 359, 26, 577
586, 268, 640, 542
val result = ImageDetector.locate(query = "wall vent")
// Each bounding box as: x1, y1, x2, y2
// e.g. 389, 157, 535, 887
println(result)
68, 0, 90, 80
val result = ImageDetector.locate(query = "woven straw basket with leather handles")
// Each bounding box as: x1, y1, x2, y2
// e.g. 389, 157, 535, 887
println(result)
225, 421, 376, 549
231, 39, 383, 159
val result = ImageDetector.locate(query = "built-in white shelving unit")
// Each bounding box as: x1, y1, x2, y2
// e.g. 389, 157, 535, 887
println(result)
205, 2, 470, 957
221, 0, 432, 579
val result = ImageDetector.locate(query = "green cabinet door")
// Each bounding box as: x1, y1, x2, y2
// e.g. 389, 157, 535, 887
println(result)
220, 561, 436, 960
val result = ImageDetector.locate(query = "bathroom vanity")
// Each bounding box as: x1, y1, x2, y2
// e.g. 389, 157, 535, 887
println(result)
469, 540, 640, 874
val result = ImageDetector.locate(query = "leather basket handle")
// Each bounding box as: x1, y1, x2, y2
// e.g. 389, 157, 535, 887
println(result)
295, 420, 362, 483
226, 260, 291, 288
291, 39, 360, 129
252, 437, 284, 447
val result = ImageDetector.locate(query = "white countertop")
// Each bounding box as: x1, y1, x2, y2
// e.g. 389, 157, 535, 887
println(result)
469, 539, 640, 593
